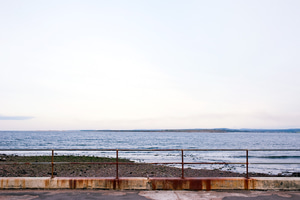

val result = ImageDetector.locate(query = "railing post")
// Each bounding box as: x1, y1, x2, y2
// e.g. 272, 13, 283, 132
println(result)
181, 149, 184, 179
246, 149, 249, 179
51, 149, 54, 178
116, 149, 119, 179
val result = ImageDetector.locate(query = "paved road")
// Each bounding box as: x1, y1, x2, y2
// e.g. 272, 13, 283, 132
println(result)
0, 190, 299, 200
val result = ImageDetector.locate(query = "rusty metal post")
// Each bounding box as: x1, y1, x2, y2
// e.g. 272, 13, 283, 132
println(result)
246, 149, 249, 179
51, 149, 54, 178
181, 149, 184, 179
116, 149, 119, 179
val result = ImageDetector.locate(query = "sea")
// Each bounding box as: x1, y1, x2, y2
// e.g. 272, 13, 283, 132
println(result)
0, 131, 299, 175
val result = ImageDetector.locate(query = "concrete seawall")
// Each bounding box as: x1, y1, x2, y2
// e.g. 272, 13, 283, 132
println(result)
0, 177, 299, 190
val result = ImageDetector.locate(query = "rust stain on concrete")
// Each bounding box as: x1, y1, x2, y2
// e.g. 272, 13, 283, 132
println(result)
44, 179, 50, 189
206, 179, 211, 191
22, 179, 25, 189
189, 179, 203, 190
14, 179, 19, 188
244, 179, 249, 190
69, 179, 77, 189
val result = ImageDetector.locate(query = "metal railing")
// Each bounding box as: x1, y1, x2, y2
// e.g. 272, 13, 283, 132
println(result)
0, 149, 299, 179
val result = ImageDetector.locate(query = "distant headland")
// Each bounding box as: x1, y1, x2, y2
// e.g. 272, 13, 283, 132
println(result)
81, 128, 300, 133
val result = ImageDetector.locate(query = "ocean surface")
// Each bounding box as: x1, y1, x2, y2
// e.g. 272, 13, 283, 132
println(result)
0, 131, 299, 175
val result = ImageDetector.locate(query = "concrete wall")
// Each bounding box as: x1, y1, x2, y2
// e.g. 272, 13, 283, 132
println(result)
0, 177, 299, 190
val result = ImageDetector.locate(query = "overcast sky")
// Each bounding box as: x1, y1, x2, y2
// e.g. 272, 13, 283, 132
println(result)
1, 0, 299, 130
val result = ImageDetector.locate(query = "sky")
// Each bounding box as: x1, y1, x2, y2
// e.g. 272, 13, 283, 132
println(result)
1, 0, 300, 130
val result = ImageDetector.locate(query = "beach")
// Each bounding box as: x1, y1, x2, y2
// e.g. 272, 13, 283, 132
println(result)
1, 155, 297, 178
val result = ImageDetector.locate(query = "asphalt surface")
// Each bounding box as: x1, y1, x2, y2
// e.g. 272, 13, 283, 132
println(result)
0, 190, 299, 200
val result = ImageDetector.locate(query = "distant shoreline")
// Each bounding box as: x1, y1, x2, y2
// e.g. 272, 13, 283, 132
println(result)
1, 129, 299, 133
81, 128, 300, 133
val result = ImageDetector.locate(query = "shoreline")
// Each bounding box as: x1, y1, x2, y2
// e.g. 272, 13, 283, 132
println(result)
0, 155, 298, 178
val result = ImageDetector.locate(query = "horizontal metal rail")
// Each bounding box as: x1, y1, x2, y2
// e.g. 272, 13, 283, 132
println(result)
0, 149, 299, 179
1, 148, 299, 151
2, 162, 299, 165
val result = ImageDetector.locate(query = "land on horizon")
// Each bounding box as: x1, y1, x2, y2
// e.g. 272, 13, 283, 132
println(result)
81, 128, 300, 133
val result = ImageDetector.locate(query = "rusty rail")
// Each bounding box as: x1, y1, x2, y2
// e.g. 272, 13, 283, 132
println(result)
0, 149, 299, 179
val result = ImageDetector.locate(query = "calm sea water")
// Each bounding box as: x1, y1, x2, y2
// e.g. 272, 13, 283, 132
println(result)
0, 131, 299, 175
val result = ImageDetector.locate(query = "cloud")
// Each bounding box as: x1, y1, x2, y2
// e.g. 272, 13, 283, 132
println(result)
0, 115, 34, 120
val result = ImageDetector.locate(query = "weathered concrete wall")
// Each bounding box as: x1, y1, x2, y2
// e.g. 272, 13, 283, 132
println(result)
251, 177, 300, 190
0, 177, 149, 190
149, 177, 300, 190
0, 177, 299, 190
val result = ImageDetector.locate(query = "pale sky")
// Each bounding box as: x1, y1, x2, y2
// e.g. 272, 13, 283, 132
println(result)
1, 0, 300, 130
